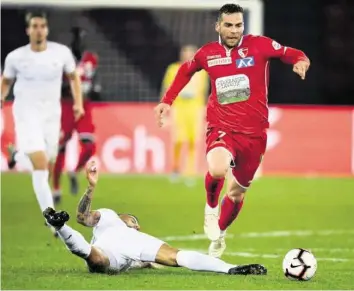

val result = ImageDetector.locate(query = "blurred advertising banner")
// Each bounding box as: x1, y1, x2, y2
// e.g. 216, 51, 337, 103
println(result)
1, 103, 353, 176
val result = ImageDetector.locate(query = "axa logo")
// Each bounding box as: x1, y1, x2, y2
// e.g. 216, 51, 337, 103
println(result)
236, 56, 255, 68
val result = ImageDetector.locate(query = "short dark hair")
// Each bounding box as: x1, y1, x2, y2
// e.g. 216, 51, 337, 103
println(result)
218, 4, 244, 21
128, 214, 139, 223
25, 11, 47, 27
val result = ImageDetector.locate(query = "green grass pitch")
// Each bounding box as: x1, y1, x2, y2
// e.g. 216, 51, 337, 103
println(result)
1, 173, 354, 289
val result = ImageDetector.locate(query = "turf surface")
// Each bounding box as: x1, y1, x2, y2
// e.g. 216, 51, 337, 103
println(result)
1, 173, 354, 289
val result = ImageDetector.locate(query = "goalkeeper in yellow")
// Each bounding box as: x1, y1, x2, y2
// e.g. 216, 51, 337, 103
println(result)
161, 45, 209, 185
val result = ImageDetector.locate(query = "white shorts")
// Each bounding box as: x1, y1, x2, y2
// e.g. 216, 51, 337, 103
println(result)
122, 230, 165, 262
94, 229, 165, 272
13, 106, 60, 161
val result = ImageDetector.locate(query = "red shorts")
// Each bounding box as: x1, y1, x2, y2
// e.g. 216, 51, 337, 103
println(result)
206, 127, 267, 188
60, 100, 95, 145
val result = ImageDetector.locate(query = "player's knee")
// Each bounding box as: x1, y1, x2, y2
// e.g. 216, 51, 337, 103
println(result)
155, 244, 179, 267
80, 138, 96, 153
207, 148, 231, 178
208, 160, 229, 178
208, 166, 228, 179
28, 151, 48, 170
227, 187, 245, 203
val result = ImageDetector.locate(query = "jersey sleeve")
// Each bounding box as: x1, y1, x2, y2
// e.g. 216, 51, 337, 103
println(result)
257, 36, 309, 64
95, 208, 126, 229
257, 36, 288, 59
63, 47, 77, 74
3, 53, 16, 79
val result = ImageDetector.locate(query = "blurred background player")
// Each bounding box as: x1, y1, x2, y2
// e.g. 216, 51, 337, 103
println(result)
52, 26, 99, 203
161, 45, 208, 186
1, 12, 84, 233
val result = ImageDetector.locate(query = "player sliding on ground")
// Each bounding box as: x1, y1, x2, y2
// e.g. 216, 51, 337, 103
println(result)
155, 3, 310, 258
44, 161, 267, 275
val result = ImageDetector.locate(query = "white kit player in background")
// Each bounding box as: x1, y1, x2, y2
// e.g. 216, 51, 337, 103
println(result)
43, 160, 267, 276
0, 11, 84, 234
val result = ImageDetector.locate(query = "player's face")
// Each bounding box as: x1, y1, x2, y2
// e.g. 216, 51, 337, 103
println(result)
216, 12, 244, 48
180, 46, 197, 62
27, 17, 48, 44
124, 215, 140, 230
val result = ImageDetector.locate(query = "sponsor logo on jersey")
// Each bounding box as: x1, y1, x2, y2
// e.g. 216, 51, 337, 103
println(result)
238, 48, 248, 58
206, 54, 222, 60
236, 56, 255, 68
207, 57, 232, 67
272, 40, 281, 50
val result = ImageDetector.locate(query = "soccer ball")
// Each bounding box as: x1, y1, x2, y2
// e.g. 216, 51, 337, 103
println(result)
282, 248, 317, 281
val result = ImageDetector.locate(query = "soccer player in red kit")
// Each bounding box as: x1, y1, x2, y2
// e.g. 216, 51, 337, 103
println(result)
154, 4, 310, 258
52, 27, 98, 203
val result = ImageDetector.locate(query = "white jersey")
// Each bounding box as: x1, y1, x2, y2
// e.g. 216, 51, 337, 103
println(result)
3, 41, 76, 111
3, 42, 76, 159
91, 209, 164, 273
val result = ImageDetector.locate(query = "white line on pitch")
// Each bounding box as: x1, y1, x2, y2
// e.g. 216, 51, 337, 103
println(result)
160, 229, 354, 241
275, 248, 354, 253
187, 249, 350, 262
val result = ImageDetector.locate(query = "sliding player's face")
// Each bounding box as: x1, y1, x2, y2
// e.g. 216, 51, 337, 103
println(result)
216, 12, 244, 48
27, 17, 49, 45
121, 214, 140, 230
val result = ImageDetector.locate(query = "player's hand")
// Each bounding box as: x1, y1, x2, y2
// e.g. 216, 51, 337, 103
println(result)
293, 60, 310, 80
85, 160, 98, 186
154, 103, 171, 127
73, 104, 85, 121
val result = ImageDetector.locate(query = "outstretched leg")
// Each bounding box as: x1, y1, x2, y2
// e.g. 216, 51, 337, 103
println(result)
43, 207, 109, 272
155, 244, 267, 275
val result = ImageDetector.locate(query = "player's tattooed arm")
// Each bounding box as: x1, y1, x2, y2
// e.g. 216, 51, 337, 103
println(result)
76, 185, 101, 227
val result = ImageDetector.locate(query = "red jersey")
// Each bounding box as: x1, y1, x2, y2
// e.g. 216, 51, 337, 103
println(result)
77, 51, 98, 95
62, 51, 98, 99
162, 35, 309, 136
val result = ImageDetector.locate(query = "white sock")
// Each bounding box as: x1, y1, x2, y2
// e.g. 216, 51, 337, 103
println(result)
176, 250, 234, 274
32, 170, 54, 212
57, 225, 92, 259
205, 203, 218, 215
14, 151, 33, 171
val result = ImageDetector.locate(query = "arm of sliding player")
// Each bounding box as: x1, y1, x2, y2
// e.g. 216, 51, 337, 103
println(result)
76, 161, 101, 227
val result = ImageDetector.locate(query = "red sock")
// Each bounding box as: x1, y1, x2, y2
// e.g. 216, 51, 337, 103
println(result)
205, 172, 225, 208
75, 142, 96, 172
53, 148, 65, 190
218, 195, 244, 231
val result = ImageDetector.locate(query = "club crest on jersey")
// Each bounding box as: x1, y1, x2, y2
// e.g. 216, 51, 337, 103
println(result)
207, 57, 232, 67
236, 56, 255, 68
238, 48, 248, 58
